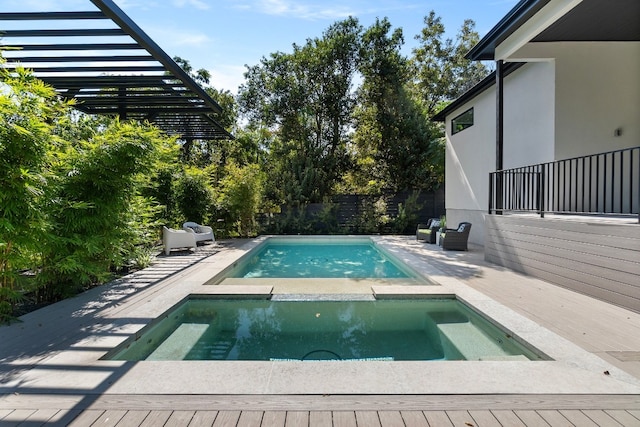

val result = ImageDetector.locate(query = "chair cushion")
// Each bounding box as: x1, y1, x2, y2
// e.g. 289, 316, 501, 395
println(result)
458, 224, 466, 232
188, 225, 202, 233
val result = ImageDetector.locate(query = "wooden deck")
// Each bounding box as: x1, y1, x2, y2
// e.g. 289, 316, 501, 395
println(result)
1, 394, 640, 426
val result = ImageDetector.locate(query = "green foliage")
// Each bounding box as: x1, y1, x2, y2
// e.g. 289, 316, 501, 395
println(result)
239, 17, 361, 203
175, 167, 213, 225
38, 120, 164, 301
412, 11, 488, 117
392, 191, 424, 234
354, 18, 441, 191
216, 163, 265, 237
0, 62, 70, 321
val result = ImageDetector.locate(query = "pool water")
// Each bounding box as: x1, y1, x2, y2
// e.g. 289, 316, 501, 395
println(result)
230, 238, 413, 279
108, 298, 544, 361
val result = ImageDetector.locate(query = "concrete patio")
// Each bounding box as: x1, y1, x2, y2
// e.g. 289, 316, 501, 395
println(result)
1, 237, 639, 426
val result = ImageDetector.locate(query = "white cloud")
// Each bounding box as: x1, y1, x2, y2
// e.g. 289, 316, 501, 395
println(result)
171, 32, 211, 47
172, 0, 211, 10
209, 64, 248, 94
238, 0, 356, 20
232, 0, 423, 21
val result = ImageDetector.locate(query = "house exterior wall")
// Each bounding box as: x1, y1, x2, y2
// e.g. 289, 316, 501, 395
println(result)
444, 62, 555, 245
511, 42, 640, 159
554, 42, 640, 159
444, 85, 495, 245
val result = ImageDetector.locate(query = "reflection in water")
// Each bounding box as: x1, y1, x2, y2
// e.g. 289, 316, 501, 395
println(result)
109, 299, 542, 362
235, 243, 411, 278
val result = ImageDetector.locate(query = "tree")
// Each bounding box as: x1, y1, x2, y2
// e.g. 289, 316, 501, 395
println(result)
0, 63, 69, 320
238, 18, 362, 204
38, 120, 167, 301
172, 56, 239, 168
411, 11, 488, 117
353, 18, 440, 191
216, 162, 265, 237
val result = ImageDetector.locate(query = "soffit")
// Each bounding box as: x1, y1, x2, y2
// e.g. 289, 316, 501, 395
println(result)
468, 0, 640, 61
532, 0, 640, 42
0, 0, 232, 140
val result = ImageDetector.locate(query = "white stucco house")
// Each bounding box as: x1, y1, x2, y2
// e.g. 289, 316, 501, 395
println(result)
433, 0, 640, 312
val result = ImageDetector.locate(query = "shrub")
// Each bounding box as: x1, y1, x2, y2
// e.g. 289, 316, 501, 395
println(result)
38, 120, 163, 301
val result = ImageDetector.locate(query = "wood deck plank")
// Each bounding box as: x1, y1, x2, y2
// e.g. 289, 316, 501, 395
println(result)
445, 410, 476, 427
355, 411, 381, 427
605, 410, 640, 426
212, 410, 241, 427
138, 410, 172, 427
165, 410, 196, 426
423, 411, 453, 427
67, 409, 104, 427
399, 411, 429, 427
114, 410, 150, 427
308, 411, 332, 427
377, 411, 404, 427
1, 409, 35, 425
468, 410, 502, 427
93, 409, 127, 427
557, 410, 598, 427
47, 409, 83, 427
261, 411, 286, 427
237, 411, 264, 427
0, 409, 13, 420
491, 410, 527, 427
581, 410, 624, 427
18, 408, 59, 425
536, 410, 573, 427
188, 410, 218, 427
284, 410, 308, 427
512, 410, 551, 427
332, 411, 357, 427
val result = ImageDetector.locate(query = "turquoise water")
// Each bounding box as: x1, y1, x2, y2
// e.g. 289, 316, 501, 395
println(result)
108, 299, 543, 361
231, 239, 412, 278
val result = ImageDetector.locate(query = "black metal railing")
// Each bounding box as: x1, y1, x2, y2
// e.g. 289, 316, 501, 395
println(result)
489, 146, 640, 222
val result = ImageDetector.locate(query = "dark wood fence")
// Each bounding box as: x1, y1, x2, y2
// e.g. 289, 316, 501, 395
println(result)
261, 188, 445, 235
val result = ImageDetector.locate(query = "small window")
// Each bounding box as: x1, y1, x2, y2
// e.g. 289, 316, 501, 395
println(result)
451, 108, 473, 135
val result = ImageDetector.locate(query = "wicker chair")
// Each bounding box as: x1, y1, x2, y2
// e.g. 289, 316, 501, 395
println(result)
416, 218, 441, 244
439, 222, 472, 250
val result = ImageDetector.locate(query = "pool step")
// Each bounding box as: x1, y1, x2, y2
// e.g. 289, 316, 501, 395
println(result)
147, 323, 210, 360
147, 324, 237, 360
198, 339, 235, 360
437, 322, 524, 361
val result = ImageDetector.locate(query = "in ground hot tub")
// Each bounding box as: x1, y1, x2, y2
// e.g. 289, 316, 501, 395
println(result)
105, 297, 547, 362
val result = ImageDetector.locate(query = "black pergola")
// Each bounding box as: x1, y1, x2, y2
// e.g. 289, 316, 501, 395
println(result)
0, 0, 232, 140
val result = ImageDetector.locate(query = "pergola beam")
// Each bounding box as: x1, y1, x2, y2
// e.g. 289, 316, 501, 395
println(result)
0, 1, 232, 140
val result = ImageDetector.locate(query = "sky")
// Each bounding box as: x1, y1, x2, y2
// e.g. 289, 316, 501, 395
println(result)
1, 0, 519, 94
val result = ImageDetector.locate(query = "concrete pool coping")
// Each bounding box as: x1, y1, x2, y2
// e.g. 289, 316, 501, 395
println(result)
1, 236, 640, 396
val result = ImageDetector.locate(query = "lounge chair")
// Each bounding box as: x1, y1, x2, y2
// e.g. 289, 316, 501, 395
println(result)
439, 222, 472, 251
162, 226, 197, 255
183, 221, 215, 243
416, 218, 441, 244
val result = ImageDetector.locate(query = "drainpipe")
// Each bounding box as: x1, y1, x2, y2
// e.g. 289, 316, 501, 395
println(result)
495, 60, 504, 214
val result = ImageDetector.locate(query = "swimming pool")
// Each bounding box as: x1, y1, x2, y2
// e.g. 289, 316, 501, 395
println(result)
107, 297, 545, 361
215, 236, 428, 283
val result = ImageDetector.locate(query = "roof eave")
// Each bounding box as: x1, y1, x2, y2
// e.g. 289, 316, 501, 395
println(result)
465, 0, 545, 61
432, 63, 525, 122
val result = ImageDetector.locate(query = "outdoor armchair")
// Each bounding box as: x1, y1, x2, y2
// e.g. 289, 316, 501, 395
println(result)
183, 221, 215, 243
416, 218, 441, 244
163, 226, 197, 255
439, 222, 472, 251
